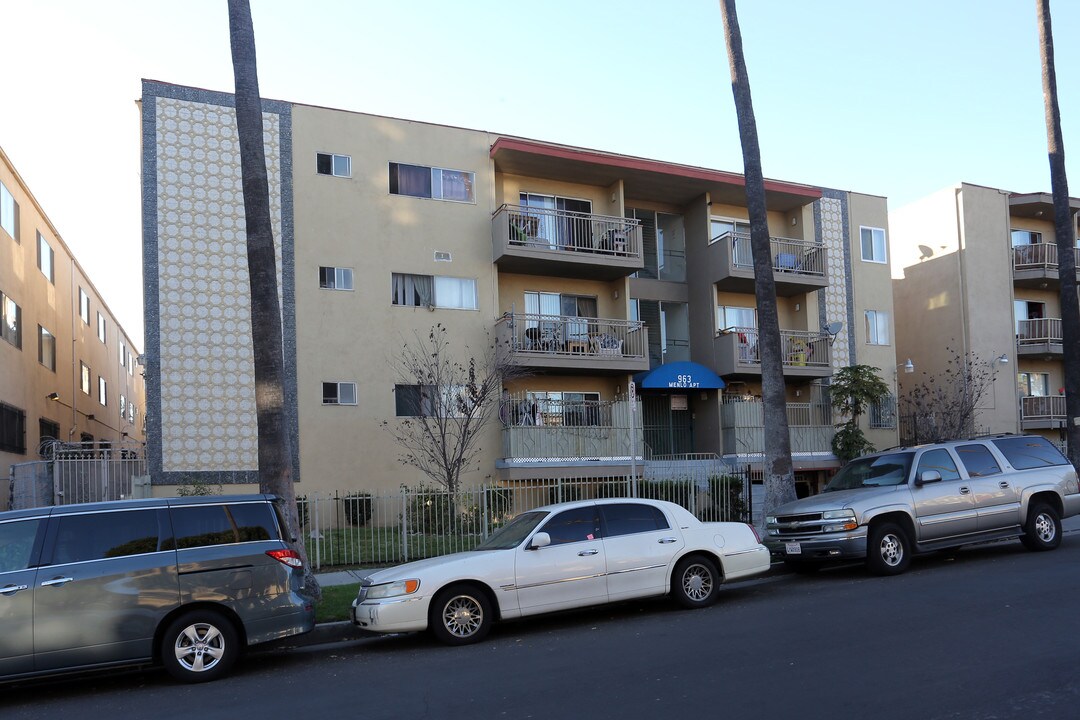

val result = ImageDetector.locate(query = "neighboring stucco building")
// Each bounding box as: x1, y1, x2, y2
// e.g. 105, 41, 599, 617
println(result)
0, 145, 146, 508
891, 182, 1080, 446
140, 80, 898, 498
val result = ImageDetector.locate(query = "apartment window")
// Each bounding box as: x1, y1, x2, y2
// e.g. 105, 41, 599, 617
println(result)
38, 325, 55, 371
0, 402, 26, 454
1, 291, 21, 349
119, 394, 126, 421
864, 310, 890, 345
39, 418, 60, 448
860, 227, 887, 263
717, 305, 757, 332
1010, 229, 1042, 246
389, 162, 475, 203
128, 401, 136, 423
98, 376, 108, 407
1018, 372, 1050, 397
524, 391, 602, 427
79, 287, 90, 324
81, 362, 91, 395
37, 232, 54, 283
394, 384, 471, 418
0, 180, 17, 241
322, 382, 357, 405
870, 394, 897, 429
119, 341, 127, 368
316, 152, 351, 178
97, 312, 107, 344
391, 273, 477, 310
319, 266, 354, 290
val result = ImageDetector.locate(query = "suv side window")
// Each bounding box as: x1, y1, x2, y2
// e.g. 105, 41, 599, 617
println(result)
600, 503, 670, 537
915, 449, 961, 482
51, 510, 163, 564
956, 444, 1002, 477
0, 518, 45, 573
991, 436, 1069, 469
169, 503, 277, 549
539, 507, 601, 546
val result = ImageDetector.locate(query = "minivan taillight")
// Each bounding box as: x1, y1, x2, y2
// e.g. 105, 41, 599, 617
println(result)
266, 548, 304, 568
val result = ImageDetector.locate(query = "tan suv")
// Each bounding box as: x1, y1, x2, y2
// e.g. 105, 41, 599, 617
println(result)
765, 435, 1080, 575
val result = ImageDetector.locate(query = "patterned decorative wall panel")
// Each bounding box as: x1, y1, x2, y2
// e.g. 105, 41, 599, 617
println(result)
815, 194, 853, 369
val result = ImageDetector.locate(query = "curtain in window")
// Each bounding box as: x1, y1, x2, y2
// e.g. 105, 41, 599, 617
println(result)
435, 170, 474, 202
390, 163, 432, 198
392, 273, 433, 307
433, 277, 476, 310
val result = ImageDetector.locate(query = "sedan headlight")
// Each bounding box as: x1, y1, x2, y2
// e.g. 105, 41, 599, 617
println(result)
364, 579, 421, 600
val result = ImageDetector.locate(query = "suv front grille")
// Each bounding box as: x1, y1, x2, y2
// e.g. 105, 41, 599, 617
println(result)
773, 512, 827, 536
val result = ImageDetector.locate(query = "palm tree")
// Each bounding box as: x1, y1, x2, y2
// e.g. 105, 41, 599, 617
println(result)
1036, 0, 1080, 467
227, 0, 316, 588
718, 0, 796, 517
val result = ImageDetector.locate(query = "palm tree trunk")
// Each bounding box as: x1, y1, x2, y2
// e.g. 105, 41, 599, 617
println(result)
719, 0, 796, 519
1037, 0, 1080, 467
227, 0, 317, 591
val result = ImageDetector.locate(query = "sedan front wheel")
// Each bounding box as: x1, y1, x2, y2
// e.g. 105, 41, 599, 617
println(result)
430, 585, 493, 646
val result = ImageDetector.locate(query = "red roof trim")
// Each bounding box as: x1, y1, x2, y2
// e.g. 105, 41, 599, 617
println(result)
490, 137, 821, 199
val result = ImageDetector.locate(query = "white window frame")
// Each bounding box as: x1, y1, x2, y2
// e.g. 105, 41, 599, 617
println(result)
316, 152, 351, 178
319, 266, 354, 291
389, 162, 476, 204
391, 273, 477, 310
864, 309, 891, 345
322, 381, 357, 405
860, 226, 888, 264
1018, 372, 1050, 397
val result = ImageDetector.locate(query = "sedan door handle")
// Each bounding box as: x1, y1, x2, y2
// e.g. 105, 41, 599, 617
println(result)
40, 577, 74, 587
658, 537, 678, 544
1, 584, 29, 596
959, 486, 971, 494
578, 549, 599, 556
999, 481, 1010, 489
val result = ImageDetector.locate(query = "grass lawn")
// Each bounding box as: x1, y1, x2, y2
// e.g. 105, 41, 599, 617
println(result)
315, 582, 361, 623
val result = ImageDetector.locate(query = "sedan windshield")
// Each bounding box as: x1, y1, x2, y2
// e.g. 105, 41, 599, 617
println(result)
472, 511, 548, 551
825, 452, 915, 491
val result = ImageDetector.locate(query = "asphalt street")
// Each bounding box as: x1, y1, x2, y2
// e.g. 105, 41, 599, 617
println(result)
5, 532, 1080, 720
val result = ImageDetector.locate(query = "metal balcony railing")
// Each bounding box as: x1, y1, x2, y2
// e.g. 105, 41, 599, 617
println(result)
501, 313, 647, 359
721, 231, 826, 277
1013, 243, 1058, 271
1017, 317, 1063, 345
1021, 394, 1066, 422
494, 204, 641, 258
500, 396, 642, 462
720, 326, 831, 369
720, 397, 835, 454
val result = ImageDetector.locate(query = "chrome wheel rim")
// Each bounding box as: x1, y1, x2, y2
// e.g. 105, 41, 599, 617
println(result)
1035, 512, 1056, 543
442, 595, 483, 638
174, 622, 225, 673
879, 533, 904, 567
681, 563, 713, 601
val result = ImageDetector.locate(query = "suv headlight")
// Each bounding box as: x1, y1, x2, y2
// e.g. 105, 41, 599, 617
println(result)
821, 509, 858, 532
822, 509, 856, 520
365, 579, 421, 599
765, 516, 777, 525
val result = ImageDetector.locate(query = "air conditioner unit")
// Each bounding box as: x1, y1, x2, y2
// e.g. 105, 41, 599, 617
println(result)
434, 251, 452, 262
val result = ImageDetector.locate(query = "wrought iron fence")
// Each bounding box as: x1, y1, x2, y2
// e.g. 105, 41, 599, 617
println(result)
8, 441, 148, 510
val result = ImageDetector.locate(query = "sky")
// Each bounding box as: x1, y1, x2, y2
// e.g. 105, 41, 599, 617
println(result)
2, 0, 1078, 349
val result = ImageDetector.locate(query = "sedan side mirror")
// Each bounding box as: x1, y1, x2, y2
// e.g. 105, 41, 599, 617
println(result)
528, 532, 551, 550
915, 469, 943, 487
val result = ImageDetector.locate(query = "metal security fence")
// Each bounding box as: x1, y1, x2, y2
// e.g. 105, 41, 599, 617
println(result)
298, 471, 751, 571
7, 441, 148, 510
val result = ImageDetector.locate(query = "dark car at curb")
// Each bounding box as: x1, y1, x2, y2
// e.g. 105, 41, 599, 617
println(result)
765, 435, 1080, 575
0, 494, 315, 684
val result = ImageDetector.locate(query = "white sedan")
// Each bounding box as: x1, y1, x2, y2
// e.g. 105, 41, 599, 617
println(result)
351, 498, 770, 644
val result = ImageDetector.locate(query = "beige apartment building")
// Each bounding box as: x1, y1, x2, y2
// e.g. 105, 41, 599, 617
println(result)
0, 146, 146, 508
140, 80, 898, 499
891, 183, 1080, 446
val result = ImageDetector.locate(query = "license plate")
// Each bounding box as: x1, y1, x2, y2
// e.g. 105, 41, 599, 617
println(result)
785, 542, 802, 555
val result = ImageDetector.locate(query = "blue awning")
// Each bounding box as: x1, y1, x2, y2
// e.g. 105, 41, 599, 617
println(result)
633, 361, 725, 390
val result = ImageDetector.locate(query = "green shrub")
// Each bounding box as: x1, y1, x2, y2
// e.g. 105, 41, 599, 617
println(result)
342, 493, 373, 527
706, 474, 749, 522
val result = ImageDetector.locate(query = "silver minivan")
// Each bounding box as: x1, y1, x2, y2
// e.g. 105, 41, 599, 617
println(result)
0, 494, 315, 683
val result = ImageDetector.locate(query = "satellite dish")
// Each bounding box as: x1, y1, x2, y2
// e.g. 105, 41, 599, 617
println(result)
918, 244, 934, 260
825, 322, 843, 337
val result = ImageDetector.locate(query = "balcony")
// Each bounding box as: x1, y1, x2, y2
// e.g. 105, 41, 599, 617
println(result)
713, 328, 832, 379
1017, 317, 1063, 358
496, 313, 649, 374
499, 398, 643, 469
492, 204, 644, 279
711, 232, 828, 296
720, 397, 835, 455
1021, 394, 1066, 430
1012, 243, 1059, 288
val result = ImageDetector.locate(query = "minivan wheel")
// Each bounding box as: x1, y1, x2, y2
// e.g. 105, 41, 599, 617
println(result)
161, 610, 239, 682
1020, 502, 1061, 552
430, 585, 493, 646
867, 522, 911, 576
672, 555, 720, 608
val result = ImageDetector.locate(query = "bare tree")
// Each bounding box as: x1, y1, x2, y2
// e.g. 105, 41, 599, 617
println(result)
227, 1, 316, 592
898, 348, 998, 445
719, 0, 795, 518
383, 325, 523, 497
1036, 0, 1080, 466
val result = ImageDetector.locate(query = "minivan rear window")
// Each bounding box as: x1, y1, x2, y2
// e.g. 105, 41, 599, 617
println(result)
169, 503, 278, 549
991, 436, 1069, 469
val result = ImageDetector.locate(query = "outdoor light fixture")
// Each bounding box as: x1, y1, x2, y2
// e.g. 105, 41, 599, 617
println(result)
46, 392, 60, 401
901, 359, 915, 374
997, 354, 1009, 364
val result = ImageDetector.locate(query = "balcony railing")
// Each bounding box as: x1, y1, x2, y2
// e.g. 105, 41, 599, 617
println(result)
720, 397, 835, 455
499, 313, 647, 360
494, 204, 641, 256
723, 231, 827, 277
501, 398, 642, 462
1021, 395, 1066, 423
717, 327, 831, 371
1013, 243, 1058, 271
1017, 317, 1063, 346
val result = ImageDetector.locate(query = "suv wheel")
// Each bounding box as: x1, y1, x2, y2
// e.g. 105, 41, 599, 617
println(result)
1020, 502, 1061, 552
867, 522, 911, 576
160, 610, 239, 683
